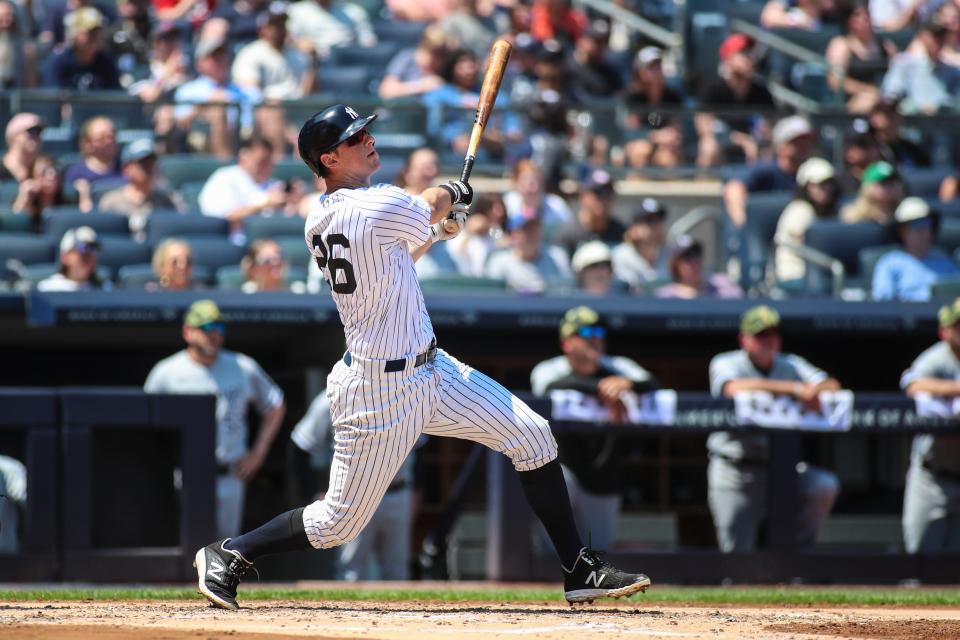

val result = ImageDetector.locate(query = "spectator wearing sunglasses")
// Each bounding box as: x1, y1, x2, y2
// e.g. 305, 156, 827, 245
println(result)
37, 226, 110, 291
150, 238, 196, 291
1, 113, 44, 183
873, 198, 959, 301
530, 306, 659, 552
240, 239, 305, 293
145, 299, 286, 539
199, 136, 289, 243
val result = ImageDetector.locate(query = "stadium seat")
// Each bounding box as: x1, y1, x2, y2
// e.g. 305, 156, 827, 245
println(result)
275, 236, 311, 270
180, 237, 247, 272
116, 262, 212, 288
178, 181, 206, 211
43, 210, 131, 240
937, 216, 960, 253
331, 42, 399, 68
145, 214, 229, 243
0, 234, 56, 281
70, 92, 149, 131
372, 20, 427, 46
804, 222, 892, 294
0, 211, 33, 233
858, 244, 898, 288
738, 191, 794, 290
901, 166, 953, 197
317, 66, 375, 95
419, 275, 507, 293
0, 181, 19, 206
244, 215, 305, 242
272, 159, 315, 184
158, 155, 231, 189
687, 12, 727, 82
931, 276, 960, 300
97, 237, 152, 273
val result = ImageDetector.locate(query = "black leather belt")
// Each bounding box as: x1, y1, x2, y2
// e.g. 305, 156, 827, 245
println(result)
343, 339, 437, 373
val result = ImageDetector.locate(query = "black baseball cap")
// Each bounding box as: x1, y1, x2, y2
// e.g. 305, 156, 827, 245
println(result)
631, 197, 667, 224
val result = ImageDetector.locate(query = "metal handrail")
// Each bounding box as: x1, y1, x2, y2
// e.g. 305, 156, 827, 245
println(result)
775, 238, 845, 297
578, 0, 683, 50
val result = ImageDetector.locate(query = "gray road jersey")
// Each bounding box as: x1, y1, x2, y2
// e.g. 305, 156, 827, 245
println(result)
707, 349, 829, 461
901, 341, 960, 473
144, 349, 284, 464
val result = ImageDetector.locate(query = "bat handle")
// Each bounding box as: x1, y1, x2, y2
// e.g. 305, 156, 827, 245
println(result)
460, 155, 475, 184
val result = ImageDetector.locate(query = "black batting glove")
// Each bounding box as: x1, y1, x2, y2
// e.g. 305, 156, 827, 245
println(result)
441, 180, 473, 206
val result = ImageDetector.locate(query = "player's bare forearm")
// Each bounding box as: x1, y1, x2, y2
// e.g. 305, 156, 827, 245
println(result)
906, 379, 960, 398
812, 378, 841, 393
421, 186, 455, 224
723, 379, 807, 397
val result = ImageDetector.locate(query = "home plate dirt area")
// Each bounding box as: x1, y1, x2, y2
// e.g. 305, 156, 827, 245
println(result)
3, 595, 960, 640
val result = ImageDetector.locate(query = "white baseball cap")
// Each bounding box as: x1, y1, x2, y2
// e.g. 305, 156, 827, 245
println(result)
59, 226, 100, 255
894, 197, 934, 224
796, 158, 835, 187
571, 241, 612, 274
635, 46, 663, 69
772, 115, 814, 148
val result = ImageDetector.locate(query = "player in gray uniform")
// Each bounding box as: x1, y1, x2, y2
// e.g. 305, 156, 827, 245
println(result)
145, 300, 287, 539
291, 391, 416, 580
899, 297, 960, 553
707, 305, 840, 552
192, 104, 650, 610
531, 306, 658, 551
0, 455, 26, 553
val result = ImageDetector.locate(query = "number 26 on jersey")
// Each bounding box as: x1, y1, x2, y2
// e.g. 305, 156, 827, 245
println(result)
313, 234, 357, 294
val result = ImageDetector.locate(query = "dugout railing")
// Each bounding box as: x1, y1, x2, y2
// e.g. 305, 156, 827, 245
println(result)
485, 393, 960, 584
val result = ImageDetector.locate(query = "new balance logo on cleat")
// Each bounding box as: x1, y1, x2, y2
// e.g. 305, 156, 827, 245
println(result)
563, 548, 651, 605
193, 539, 253, 611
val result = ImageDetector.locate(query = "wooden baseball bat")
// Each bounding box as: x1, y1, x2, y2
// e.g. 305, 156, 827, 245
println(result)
442, 39, 512, 234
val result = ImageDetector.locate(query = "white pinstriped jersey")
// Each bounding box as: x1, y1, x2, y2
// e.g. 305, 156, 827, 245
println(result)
304, 183, 435, 361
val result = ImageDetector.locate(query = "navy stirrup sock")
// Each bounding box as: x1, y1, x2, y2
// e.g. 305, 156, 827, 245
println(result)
517, 459, 584, 569
224, 507, 313, 562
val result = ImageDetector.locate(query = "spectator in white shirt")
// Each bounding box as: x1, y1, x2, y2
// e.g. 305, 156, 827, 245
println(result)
287, 0, 376, 60
198, 136, 288, 240
37, 226, 111, 292
232, 1, 318, 158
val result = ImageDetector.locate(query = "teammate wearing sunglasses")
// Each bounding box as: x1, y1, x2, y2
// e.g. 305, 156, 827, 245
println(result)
191, 104, 651, 610
531, 306, 659, 552
144, 299, 287, 540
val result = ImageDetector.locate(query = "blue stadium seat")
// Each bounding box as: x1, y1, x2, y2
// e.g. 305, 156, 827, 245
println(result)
0, 211, 33, 233
738, 191, 794, 290
244, 215, 305, 242
97, 237, 152, 273
0, 234, 56, 281
687, 13, 727, 82
116, 262, 212, 288
331, 42, 400, 68
901, 166, 953, 197
272, 159, 315, 184
43, 210, 132, 240
275, 236, 310, 271
318, 66, 375, 95
145, 214, 229, 243
372, 20, 427, 47
419, 275, 507, 293
804, 221, 892, 294
158, 155, 231, 189
0, 181, 19, 206
180, 237, 247, 272
858, 244, 898, 289
937, 216, 960, 253
178, 181, 206, 211
70, 92, 150, 130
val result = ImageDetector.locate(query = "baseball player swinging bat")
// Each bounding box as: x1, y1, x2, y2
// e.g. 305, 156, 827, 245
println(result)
442, 39, 513, 234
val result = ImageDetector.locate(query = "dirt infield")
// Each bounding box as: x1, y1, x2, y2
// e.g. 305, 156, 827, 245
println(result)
3, 597, 960, 640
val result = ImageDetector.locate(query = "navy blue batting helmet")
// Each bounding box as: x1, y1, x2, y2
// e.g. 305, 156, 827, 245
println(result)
298, 104, 378, 176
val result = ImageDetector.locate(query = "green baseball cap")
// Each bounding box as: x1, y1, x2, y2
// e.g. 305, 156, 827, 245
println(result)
560, 305, 601, 338
740, 305, 780, 336
938, 298, 960, 328
861, 161, 897, 186
184, 299, 222, 327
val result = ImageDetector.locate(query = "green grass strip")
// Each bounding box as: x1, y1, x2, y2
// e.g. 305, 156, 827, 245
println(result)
2, 586, 960, 606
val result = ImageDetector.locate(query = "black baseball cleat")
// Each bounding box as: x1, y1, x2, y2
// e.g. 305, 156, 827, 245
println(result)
193, 539, 253, 610
562, 548, 651, 604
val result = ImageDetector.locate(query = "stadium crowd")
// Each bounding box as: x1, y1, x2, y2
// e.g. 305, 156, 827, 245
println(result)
3, 0, 960, 299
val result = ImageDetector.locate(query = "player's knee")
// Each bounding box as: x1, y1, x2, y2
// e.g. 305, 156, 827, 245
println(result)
302, 499, 366, 548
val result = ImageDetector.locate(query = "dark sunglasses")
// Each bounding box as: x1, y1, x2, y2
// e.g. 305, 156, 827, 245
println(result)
25, 125, 43, 138
199, 321, 225, 334
74, 241, 100, 255
577, 325, 606, 339
255, 255, 283, 266
343, 128, 370, 147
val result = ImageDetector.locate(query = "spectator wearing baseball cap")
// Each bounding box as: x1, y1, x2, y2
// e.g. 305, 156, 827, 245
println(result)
872, 197, 959, 301
571, 241, 623, 295
611, 197, 669, 291
655, 235, 743, 299
840, 160, 905, 225
37, 226, 109, 292
838, 118, 881, 194
566, 20, 622, 103
707, 305, 841, 552
145, 299, 286, 539
774, 158, 841, 282
173, 34, 262, 159
623, 47, 685, 170
722, 115, 815, 228
1, 113, 44, 183
99, 138, 186, 239
553, 169, 626, 258
484, 210, 573, 293
695, 33, 775, 168
899, 296, 960, 553
530, 305, 659, 551
46, 7, 121, 90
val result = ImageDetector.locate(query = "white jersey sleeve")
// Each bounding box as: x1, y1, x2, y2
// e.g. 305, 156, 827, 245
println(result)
360, 184, 431, 246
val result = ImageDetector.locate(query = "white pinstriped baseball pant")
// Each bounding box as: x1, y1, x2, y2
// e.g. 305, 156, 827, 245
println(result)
302, 348, 558, 549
